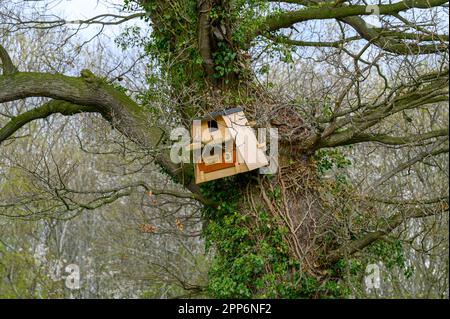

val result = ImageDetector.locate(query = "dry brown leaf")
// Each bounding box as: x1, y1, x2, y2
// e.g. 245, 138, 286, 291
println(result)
176, 218, 184, 231
139, 224, 156, 234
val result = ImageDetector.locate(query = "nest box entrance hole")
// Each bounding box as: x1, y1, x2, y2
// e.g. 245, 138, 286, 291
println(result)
208, 119, 219, 132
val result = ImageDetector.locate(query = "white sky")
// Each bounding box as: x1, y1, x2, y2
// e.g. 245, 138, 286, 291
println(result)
48, 0, 122, 19
37, 0, 143, 39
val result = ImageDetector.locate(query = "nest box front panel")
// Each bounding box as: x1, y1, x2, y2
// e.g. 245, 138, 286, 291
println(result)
200, 117, 229, 144
197, 145, 237, 173
193, 109, 268, 184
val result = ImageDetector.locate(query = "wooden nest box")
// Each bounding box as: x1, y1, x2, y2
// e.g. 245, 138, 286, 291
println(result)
188, 108, 269, 184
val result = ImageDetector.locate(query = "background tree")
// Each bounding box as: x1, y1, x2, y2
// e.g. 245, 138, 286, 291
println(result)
0, 0, 448, 298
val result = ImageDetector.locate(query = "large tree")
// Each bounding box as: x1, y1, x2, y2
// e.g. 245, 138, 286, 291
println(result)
1, 0, 448, 298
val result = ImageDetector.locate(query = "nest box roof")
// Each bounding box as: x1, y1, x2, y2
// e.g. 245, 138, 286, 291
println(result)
198, 107, 243, 121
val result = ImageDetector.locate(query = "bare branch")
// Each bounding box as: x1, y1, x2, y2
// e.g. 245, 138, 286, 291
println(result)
1, 12, 146, 30
341, 16, 448, 55
373, 142, 449, 188
258, 0, 449, 34
331, 128, 449, 147
317, 69, 449, 148
0, 100, 97, 144
326, 200, 449, 264
0, 70, 201, 199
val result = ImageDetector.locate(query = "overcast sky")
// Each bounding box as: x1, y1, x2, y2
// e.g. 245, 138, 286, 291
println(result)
40, 0, 142, 39
48, 0, 121, 19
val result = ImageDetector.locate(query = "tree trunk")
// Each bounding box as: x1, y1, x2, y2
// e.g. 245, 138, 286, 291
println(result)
137, 0, 345, 298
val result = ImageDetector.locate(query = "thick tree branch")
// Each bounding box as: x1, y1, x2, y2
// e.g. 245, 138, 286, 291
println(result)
0, 71, 165, 146
328, 128, 449, 147
258, 0, 448, 34
197, 0, 215, 80
0, 70, 205, 202
373, 29, 449, 42
317, 70, 449, 148
340, 16, 448, 55
0, 100, 97, 143
264, 33, 361, 48
257, 0, 448, 54
326, 200, 449, 264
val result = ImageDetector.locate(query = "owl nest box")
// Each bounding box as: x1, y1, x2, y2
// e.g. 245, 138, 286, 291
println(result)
188, 108, 269, 184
